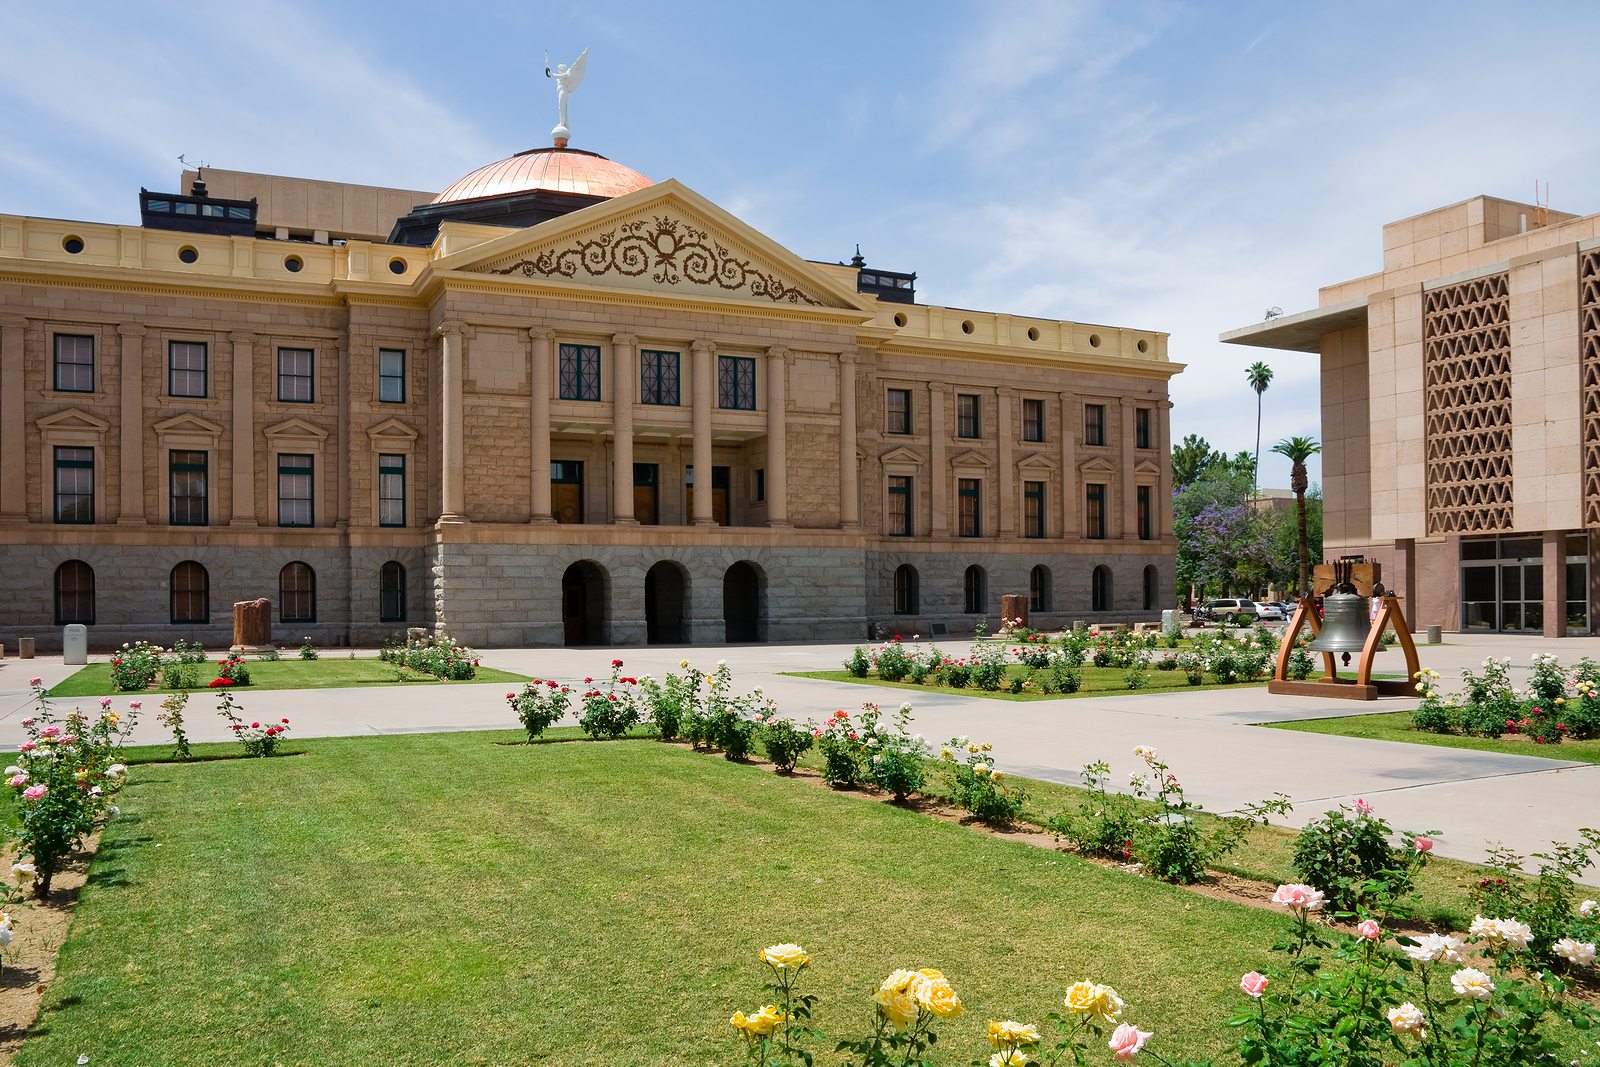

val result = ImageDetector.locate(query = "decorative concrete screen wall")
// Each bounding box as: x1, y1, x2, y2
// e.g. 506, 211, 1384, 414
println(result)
1582, 250, 1600, 526
1423, 273, 1514, 534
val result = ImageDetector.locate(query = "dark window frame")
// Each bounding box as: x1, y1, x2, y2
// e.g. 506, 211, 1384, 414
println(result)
169, 449, 209, 526
1086, 482, 1107, 540
380, 561, 407, 622
886, 388, 912, 434
378, 348, 406, 403
170, 560, 210, 624
168, 340, 208, 398
379, 453, 406, 527
753, 468, 765, 503
1137, 485, 1153, 540
277, 453, 314, 528
963, 565, 987, 614
1022, 397, 1045, 442
279, 561, 316, 624
888, 475, 913, 536
956, 393, 981, 438
1085, 403, 1106, 447
1024, 480, 1046, 538
958, 477, 981, 537
717, 355, 756, 410
53, 334, 95, 393
1092, 565, 1113, 612
277, 347, 314, 403
558, 343, 602, 402
53, 446, 94, 524
640, 349, 681, 406
1030, 565, 1052, 612
1135, 407, 1153, 450
893, 564, 919, 615
54, 560, 95, 626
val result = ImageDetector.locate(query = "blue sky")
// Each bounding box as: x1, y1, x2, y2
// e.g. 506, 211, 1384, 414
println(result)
2, 1, 1596, 489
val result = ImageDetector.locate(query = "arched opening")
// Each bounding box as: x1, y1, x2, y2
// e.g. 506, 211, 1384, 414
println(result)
55, 560, 95, 625
171, 561, 210, 624
380, 561, 407, 622
561, 561, 609, 646
963, 565, 987, 615
1030, 565, 1052, 612
893, 564, 919, 616
723, 561, 765, 643
1143, 565, 1160, 611
280, 561, 316, 623
645, 561, 689, 644
1092, 565, 1113, 612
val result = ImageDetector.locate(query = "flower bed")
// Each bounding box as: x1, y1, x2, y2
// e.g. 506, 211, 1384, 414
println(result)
1412, 654, 1600, 744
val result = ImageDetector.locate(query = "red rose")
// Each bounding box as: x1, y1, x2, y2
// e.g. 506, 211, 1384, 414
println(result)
281, 718, 289, 724
611, 659, 624, 668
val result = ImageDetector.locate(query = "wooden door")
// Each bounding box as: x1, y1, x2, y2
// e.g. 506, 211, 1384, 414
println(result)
552, 482, 583, 525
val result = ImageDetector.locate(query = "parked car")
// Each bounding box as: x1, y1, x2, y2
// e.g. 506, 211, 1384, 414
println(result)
1194, 598, 1264, 623
1255, 602, 1286, 622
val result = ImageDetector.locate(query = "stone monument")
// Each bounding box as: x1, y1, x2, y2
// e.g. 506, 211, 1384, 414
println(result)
1000, 594, 1028, 631
232, 598, 274, 654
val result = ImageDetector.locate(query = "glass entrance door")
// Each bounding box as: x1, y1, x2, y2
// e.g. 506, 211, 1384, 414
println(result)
1459, 534, 1589, 633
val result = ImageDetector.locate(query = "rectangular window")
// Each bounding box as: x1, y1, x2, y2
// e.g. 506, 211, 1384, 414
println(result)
958, 478, 981, 537
633, 462, 659, 525
753, 468, 765, 503
1135, 407, 1152, 449
956, 393, 980, 438
53, 446, 94, 524
551, 460, 584, 524
717, 355, 756, 410
378, 348, 406, 403
1138, 485, 1153, 540
640, 349, 680, 405
53, 334, 95, 392
379, 453, 406, 527
1086, 483, 1107, 540
886, 388, 912, 434
277, 454, 314, 527
1024, 480, 1046, 538
1085, 403, 1106, 446
1022, 398, 1045, 442
277, 347, 314, 403
888, 475, 913, 536
558, 343, 601, 401
169, 450, 208, 526
168, 341, 208, 398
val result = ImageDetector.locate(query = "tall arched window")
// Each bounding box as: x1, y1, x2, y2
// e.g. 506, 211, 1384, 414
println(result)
964, 565, 987, 615
1091, 565, 1112, 612
380, 561, 407, 622
171, 561, 209, 624
54, 560, 95, 625
280, 562, 316, 623
893, 564, 919, 616
1030, 565, 1052, 612
1143, 565, 1160, 611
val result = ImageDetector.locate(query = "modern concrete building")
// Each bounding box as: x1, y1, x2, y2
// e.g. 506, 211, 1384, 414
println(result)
1, 142, 1180, 650
1224, 195, 1600, 636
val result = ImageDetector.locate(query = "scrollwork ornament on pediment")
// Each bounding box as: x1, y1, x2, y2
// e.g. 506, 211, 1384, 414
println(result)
490, 215, 824, 306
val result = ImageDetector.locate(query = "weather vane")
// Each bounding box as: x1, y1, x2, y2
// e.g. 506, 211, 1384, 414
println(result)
544, 47, 589, 148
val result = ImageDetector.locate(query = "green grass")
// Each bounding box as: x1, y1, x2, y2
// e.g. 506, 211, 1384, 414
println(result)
26, 730, 1307, 1066
1267, 711, 1600, 766
46, 658, 529, 698
785, 665, 1263, 701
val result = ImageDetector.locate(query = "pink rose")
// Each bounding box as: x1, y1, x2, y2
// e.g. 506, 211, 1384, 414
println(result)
27, 678, 42, 688
19, 719, 34, 728
22, 785, 47, 801
39, 726, 61, 739
1414, 836, 1434, 853
6, 775, 27, 788
99, 697, 112, 709
60, 734, 77, 745
1271, 884, 1326, 911
128, 701, 142, 710
1108, 1023, 1152, 1061
1240, 972, 1268, 998
1357, 919, 1381, 941
18, 742, 36, 753
1353, 798, 1373, 815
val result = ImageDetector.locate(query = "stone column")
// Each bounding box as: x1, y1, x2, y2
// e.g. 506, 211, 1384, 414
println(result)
765, 346, 790, 527
438, 321, 466, 524
0, 317, 27, 520
1059, 391, 1078, 539
838, 351, 860, 528
116, 324, 146, 524
929, 384, 948, 537
611, 332, 637, 524
997, 388, 1016, 537
334, 341, 350, 530
1157, 400, 1174, 538
229, 331, 258, 526
529, 328, 554, 523
691, 340, 716, 525
1119, 396, 1138, 538
1543, 529, 1567, 639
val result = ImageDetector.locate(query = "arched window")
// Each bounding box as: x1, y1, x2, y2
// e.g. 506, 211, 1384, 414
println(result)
1091, 565, 1113, 612
893, 564, 919, 615
380, 561, 407, 622
280, 562, 316, 623
171, 561, 209, 624
1143, 565, 1160, 611
964, 565, 987, 615
54, 560, 95, 625
1030, 565, 1052, 612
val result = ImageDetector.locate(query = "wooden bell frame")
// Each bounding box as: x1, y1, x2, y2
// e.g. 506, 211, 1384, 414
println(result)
1266, 561, 1422, 701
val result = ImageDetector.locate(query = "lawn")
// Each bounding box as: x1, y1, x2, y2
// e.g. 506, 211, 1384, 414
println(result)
22, 731, 1299, 1066
786, 665, 1264, 701
1267, 711, 1600, 766
45, 657, 529, 698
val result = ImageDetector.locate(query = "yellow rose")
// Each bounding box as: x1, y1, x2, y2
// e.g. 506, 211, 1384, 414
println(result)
876, 984, 919, 1030
940, 747, 955, 761
981, 741, 993, 751
746, 1005, 785, 1036
1086, 983, 1124, 1026
1064, 980, 1098, 1016
760, 943, 811, 970
913, 974, 963, 1018
679, 659, 690, 669
974, 763, 992, 778
992, 770, 1005, 782
988, 1019, 1040, 1048
990, 1052, 1032, 1067
968, 744, 981, 754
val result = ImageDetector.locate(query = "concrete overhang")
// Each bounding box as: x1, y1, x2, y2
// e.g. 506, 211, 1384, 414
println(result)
1219, 297, 1368, 353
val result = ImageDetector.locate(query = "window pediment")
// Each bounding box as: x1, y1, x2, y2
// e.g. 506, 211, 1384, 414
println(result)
949, 449, 993, 471
36, 408, 110, 436
153, 413, 225, 446
1079, 455, 1118, 475
1134, 457, 1163, 476
1016, 452, 1058, 472
264, 416, 330, 453
879, 445, 923, 469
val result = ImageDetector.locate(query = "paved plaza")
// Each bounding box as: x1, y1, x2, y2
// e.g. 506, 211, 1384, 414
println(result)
1, 632, 1595, 873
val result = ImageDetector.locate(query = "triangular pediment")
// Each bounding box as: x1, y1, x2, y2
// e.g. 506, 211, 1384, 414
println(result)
263, 417, 330, 441
879, 445, 923, 466
949, 449, 993, 470
153, 413, 225, 438
439, 180, 873, 313
36, 408, 110, 434
365, 417, 419, 443
1017, 452, 1058, 472
1134, 457, 1162, 476
1079, 455, 1118, 475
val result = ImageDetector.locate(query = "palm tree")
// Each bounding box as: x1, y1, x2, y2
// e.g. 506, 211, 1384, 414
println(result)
1271, 436, 1321, 594
1246, 361, 1274, 493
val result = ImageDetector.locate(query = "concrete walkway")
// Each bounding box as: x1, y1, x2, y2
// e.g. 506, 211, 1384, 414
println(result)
1, 632, 1595, 873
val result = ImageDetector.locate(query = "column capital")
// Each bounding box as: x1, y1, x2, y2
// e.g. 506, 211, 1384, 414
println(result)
118, 324, 148, 340
766, 345, 791, 362
528, 326, 556, 343
435, 319, 466, 340
691, 338, 716, 355
1120, 395, 1139, 408
611, 332, 638, 349
0, 315, 28, 331
839, 350, 860, 365
1157, 399, 1175, 411
998, 386, 1017, 398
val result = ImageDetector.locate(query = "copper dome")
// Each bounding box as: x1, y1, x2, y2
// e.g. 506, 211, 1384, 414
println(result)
432, 147, 652, 204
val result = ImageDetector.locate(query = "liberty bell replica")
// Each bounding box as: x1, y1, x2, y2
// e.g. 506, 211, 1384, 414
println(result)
1307, 558, 1385, 667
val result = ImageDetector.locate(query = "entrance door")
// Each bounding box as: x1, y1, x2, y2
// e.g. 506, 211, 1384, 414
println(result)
562, 569, 586, 645
724, 561, 763, 642
634, 463, 659, 525
561, 561, 607, 645
684, 465, 732, 526
552, 461, 584, 525
645, 561, 687, 643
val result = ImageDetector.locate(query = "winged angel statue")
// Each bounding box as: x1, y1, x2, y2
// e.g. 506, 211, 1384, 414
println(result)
545, 47, 589, 139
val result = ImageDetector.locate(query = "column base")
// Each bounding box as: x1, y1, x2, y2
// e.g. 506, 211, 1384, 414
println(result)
528, 515, 557, 526
229, 519, 259, 528
116, 518, 147, 526
610, 518, 640, 526
766, 520, 793, 529
437, 514, 469, 527
692, 518, 719, 527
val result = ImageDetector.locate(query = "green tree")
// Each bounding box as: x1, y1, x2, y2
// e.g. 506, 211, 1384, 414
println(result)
1171, 433, 1219, 489
1246, 361, 1274, 493
1270, 435, 1322, 594
1172, 461, 1272, 599
1266, 490, 1322, 595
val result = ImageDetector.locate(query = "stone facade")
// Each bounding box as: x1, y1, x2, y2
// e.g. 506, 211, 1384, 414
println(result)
1, 157, 1180, 651
1224, 195, 1600, 637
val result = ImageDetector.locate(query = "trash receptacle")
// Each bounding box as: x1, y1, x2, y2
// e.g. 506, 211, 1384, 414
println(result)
18, 637, 35, 659
1426, 625, 1442, 645
62, 624, 88, 665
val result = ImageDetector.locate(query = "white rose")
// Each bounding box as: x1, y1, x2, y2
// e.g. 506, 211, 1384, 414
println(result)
1580, 900, 1598, 919
1449, 967, 1494, 1000
1553, 938, 1597, 967
1387, 1002, 1425, 1034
